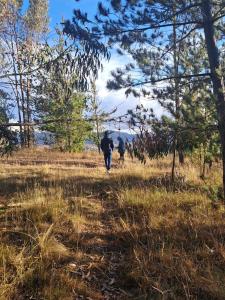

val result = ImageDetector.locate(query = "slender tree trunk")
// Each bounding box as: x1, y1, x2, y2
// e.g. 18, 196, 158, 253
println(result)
91, 81, 102, 154
14, 25, 28, 148
171, 8, 179, 182
26, 78, 31, 148
95, 113, 101, 154
199, 146, 203, 177
12, 73, 23, 146
178, 150, 185, 164
26, 40, 34, 148
26, 77, 34, 148
171, 143, 176, 182
10, 36, 24, 146
202, 0, 225, 199
201, 144, 206, 179
19, 74, 27, 147
16, 43, 27, 147
14, 84, 23, 146
66, 118, 72, 152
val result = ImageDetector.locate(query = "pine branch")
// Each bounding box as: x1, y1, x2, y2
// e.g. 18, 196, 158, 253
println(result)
124, 73, 212, 88
107, 20, 201, 36
213, 13, 225, 23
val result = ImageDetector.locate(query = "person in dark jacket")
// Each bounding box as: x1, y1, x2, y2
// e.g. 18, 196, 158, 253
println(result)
117, 136, 126, 163
100, 131, 114, 172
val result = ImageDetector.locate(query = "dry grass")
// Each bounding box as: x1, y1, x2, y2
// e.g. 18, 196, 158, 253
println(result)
117, 188, 225, 298
0, 149, 225, 299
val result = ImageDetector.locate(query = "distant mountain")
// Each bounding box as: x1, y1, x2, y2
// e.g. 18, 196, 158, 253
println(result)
108, 131, 135, 143
33, 130, 136, 147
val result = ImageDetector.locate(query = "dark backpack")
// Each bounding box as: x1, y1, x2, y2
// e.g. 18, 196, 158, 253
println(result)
101, 137, 113, 153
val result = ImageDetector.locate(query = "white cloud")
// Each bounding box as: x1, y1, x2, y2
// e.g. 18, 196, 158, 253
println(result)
96, 53, 166, 126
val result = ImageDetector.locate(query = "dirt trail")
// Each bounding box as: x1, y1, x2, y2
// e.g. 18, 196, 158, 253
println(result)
68, 190, 133, 300
0, 162, 138, 299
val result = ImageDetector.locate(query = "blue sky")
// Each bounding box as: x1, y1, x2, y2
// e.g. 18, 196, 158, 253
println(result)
49, 0, 98, 29
47, 0, 164, 130
20, 0, 163, 130
22, 0, 99, 29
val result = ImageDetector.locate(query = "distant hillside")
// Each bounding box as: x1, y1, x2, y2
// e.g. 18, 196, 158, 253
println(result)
33, 130, 135, 147
109, 131, 135, 143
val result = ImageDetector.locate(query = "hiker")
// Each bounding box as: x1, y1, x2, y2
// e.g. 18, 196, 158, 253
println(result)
117, 136, 126, 163
100, 131, 114, 173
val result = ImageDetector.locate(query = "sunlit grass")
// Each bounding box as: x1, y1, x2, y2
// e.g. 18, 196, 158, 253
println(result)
0, 150, 224, 299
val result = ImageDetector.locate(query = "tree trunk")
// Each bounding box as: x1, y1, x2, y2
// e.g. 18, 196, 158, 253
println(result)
171, 141, 176, 182
12, 75, 23, 147
18, 73, 27, 147
26, 77, 34, 148
14, 29, 28, 148
10, 35, 24, 146
25, 41, 35, 148
178, 150, 185, 164
201, 144, 206, 179
91, 81, 102, 154
15, 87, 24, 147
66, 119, 72, 152
96, 115, 101, 154
201, 0, 225, 199
171, 8, 179, 183
26, 78, 31, 148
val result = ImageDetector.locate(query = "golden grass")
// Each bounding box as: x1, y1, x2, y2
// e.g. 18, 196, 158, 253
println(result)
112, 161, 225, 299
0, 150, 224, 299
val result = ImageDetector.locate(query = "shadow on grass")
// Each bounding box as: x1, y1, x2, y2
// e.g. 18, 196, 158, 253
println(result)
84, 193, 225, 299
0, 172, 199, 200
1, 171, 224, 299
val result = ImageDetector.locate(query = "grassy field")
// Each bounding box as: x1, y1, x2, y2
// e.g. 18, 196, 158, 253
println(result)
0, 149, 225, 299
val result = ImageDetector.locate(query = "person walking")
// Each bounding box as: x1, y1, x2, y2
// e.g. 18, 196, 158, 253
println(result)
101, 131, 114, 173
117, 136, 126, 163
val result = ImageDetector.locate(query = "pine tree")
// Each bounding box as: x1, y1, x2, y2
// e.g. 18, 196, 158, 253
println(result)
65, 0, 225, 197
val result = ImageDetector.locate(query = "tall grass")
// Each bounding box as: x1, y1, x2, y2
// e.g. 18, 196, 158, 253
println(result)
114, 177, 225, 298
0, 150, 224, 299
0, 179, 90, 299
